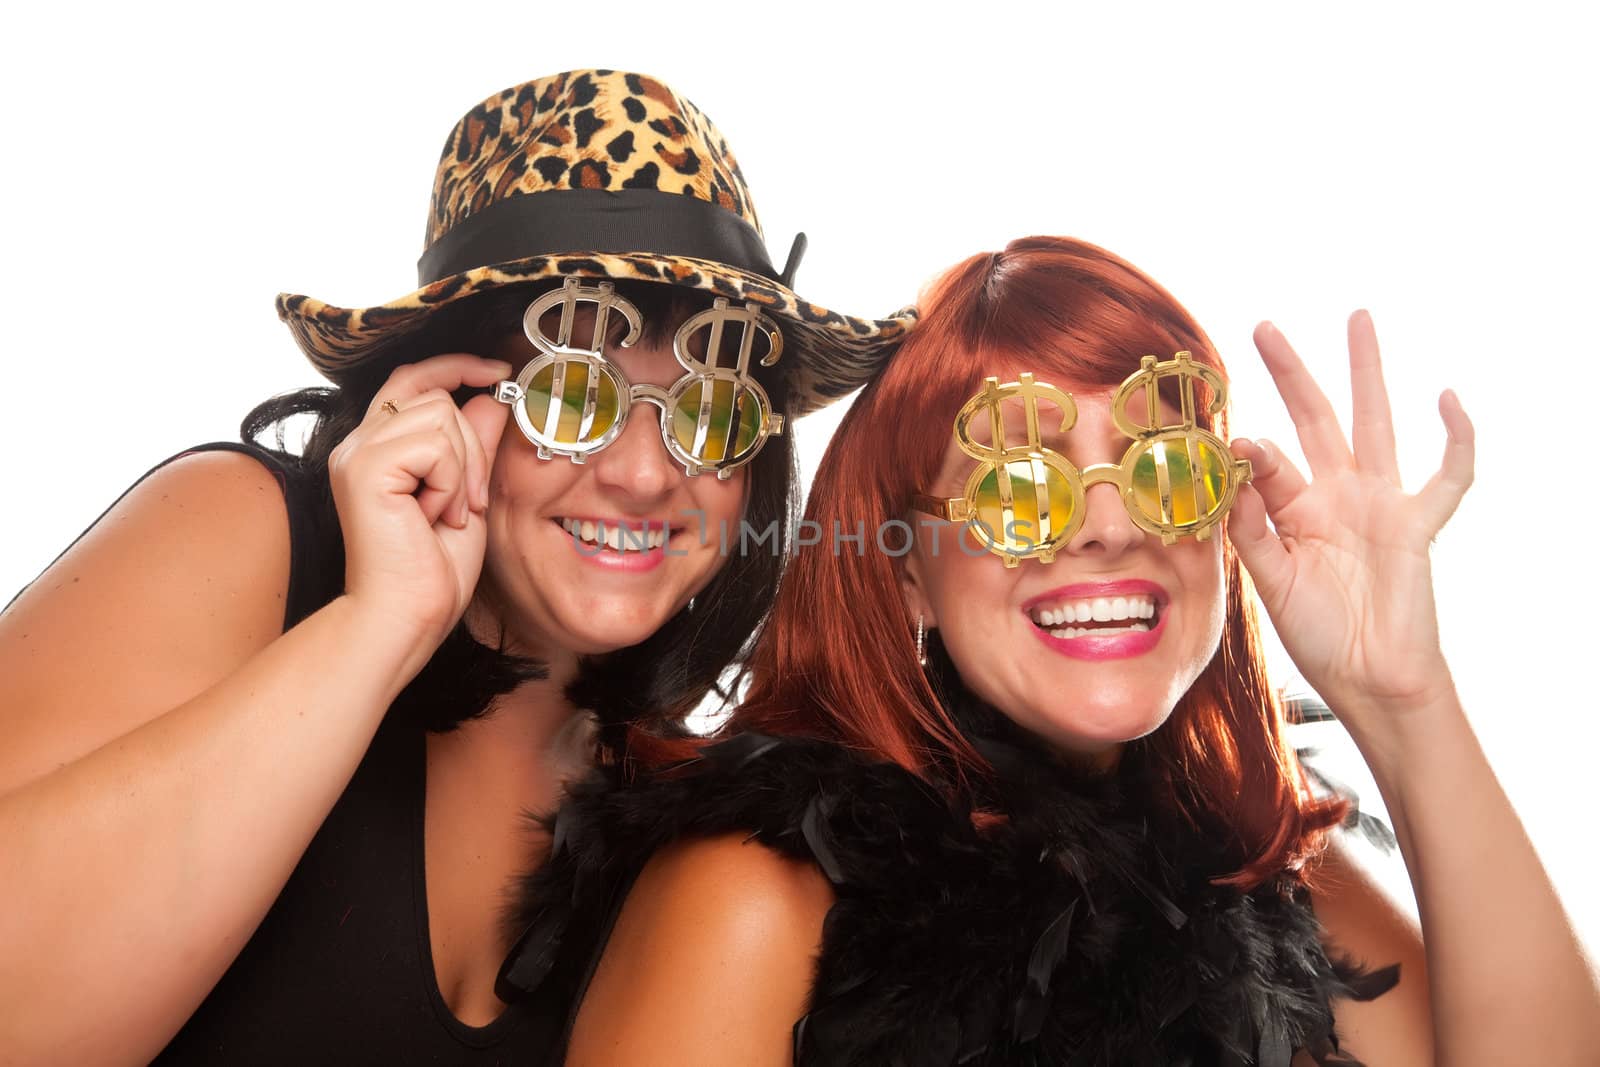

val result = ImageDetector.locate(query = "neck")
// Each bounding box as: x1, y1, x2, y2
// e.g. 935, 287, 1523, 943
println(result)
458, 595, 591, 780
1057, 741, 1125, 775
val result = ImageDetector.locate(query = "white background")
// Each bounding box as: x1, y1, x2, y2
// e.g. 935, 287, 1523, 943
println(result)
3, 3, 1595, 952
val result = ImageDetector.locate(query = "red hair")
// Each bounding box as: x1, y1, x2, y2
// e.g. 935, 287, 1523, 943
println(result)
630, 236, 1344, 888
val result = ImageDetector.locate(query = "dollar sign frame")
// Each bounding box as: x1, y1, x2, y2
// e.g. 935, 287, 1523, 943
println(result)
950, 373, 1082, 567
913, 353, 1252, 567
665, 297, 785, 480
493, 279, 786, 478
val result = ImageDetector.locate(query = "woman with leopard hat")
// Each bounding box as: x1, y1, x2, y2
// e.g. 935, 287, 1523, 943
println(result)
0, 69, 911, 1064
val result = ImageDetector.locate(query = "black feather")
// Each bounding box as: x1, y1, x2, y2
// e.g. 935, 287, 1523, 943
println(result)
500, 734, 1397, 1065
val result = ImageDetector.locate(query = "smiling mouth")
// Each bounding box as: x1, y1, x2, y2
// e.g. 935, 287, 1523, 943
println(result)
1026, 592, 1162, 639
554, 517, 679, 554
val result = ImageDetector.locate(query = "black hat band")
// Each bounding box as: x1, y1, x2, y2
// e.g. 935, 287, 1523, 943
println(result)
417, 188, 781, 287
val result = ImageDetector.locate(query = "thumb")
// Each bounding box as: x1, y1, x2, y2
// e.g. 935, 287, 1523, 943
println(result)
1226, 483, 1294, 614
462, 392, 513, 485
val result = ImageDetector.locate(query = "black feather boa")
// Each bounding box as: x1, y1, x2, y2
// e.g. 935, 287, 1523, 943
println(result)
497, 728, 1397, 1066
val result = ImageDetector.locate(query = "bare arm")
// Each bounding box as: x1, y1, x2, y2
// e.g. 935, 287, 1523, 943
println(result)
566, 833, 836, 1067
0, 354, 511, 1065
0, 454, 424, 1065
1330, 691, 1600, 1066
1230, 315, 1600, 1065
1309, 832, 1434, 1065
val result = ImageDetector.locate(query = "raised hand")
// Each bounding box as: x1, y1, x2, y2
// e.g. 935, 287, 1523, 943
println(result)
1225, 311, 1474, 737
330, 353, 513, 658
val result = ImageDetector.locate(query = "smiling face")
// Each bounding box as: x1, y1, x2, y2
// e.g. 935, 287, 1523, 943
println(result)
901, 379, 1227, 760
475, 306, 749, 660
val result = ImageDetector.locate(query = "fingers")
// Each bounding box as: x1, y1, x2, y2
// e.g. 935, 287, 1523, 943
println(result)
1416, 389, 1475, 535
460, 392, 512, 507
1230, 437, 1309, 523
361, 431, 471, 528
366, 351, 515, 521
1225, 482, 1294, 612
366, 392, 473, 527
1253, 321, 1354, 479
1347, 310, 1401, 486
368, 354, 513, 419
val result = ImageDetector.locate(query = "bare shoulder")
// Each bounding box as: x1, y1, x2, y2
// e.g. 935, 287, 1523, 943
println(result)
1307, 831, 1435, 1065
640, 830, 836, 923
0, 449, 293, 793
566, 831, 835, 1067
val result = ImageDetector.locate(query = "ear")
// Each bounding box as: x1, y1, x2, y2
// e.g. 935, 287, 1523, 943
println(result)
898, 553, 938, 630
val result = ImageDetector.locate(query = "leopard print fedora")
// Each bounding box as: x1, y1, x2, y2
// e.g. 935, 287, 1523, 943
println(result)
276, 69, 915, 417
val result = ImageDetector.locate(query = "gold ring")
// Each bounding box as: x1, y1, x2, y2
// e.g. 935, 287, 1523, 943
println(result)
381, 399, 400, 416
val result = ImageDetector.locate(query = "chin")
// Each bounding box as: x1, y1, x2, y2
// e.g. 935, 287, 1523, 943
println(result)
1022, 699, 1174, 756
558, 605, 675, 656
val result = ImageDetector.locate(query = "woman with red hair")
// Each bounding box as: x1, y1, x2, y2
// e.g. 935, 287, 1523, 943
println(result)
499, 237, 1599, 1065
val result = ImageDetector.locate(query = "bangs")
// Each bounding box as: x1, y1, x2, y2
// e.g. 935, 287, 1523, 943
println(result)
975, 344, 1227, 438
926, 249, 1230, 437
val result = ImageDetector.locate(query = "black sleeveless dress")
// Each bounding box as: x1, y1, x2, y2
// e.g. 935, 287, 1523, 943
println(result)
15, 443, 568, 1065
496, 726, 1400, 1067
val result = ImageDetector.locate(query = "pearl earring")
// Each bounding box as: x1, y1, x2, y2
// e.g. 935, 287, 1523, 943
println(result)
915, 613, 927, 667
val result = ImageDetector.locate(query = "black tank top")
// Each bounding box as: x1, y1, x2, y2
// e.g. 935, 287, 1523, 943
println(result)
19, 443, 566, 1065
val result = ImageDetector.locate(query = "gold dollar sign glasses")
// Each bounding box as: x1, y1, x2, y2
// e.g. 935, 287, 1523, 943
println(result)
494, 277, 786, 479
911, 352, 1252, 567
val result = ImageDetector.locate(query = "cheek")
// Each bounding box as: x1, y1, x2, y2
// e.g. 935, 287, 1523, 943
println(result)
686, 469, 750, 532
914, 539, 1021, 644
910, 521, 992, 598
483, 453, 572, 551
1181, 543, 1229, 655
490, 446, 561, 500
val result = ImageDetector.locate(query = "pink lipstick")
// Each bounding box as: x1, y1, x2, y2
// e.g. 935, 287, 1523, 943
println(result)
1022, 579, 1167, 661
554, 516, 679, 574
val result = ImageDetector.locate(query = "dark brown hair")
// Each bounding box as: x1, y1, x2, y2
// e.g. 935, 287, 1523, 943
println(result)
243, 280, 799, 742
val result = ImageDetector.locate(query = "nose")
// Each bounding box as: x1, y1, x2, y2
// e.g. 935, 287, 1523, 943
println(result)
589, 400, 678, 502
1063, 481, 1145, 559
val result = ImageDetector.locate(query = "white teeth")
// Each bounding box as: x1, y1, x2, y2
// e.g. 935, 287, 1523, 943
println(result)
1046, 622, 1151, 639
560, 518, 669, 552
1029, 594, 1159, 628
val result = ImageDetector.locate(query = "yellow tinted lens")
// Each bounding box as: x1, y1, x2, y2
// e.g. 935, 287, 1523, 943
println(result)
1129, 436, 1231, 529
1191, 438, 1228, 519
524, 361, 620, 446
524, 363, 557, 436
730, 389, 761, 457
972, 460, 1075, 554
552, 363, 589, 443
671, 379, 762, 464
